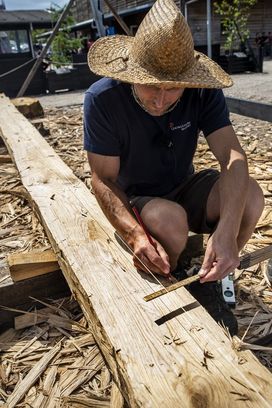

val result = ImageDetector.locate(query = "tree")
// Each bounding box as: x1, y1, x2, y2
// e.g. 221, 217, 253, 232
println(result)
214, 0, 257, 54
32, 7, 83, 68
50, 9, 82, 67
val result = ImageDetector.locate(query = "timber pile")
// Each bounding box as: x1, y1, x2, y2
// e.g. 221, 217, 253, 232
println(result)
0, 96, 271, 407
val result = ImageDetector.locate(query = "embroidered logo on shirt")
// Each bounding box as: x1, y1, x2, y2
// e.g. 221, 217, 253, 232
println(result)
169, 121, 191, 131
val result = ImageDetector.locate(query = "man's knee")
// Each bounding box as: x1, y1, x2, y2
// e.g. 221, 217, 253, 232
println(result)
141, 199, 189, 267
141, 198, 189, 233
244, 178, 264, 222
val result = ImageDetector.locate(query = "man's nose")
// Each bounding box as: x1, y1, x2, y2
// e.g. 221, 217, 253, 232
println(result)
154, 90, 166, 108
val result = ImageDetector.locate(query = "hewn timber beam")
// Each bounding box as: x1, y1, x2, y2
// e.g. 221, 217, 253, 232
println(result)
0, 93, 272, 407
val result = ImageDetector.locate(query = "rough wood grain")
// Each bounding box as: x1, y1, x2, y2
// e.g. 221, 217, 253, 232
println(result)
5, 342, 61, 408
0, 262, 70, 329
0, 154, 12, 163
8, 249, 59, 281
1, 94, 272, 407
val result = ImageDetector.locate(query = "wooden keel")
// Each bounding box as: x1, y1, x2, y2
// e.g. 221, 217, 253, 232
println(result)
1, 93, 272, 407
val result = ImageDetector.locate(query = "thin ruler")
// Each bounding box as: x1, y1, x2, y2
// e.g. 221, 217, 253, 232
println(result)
144, 244, 272, 302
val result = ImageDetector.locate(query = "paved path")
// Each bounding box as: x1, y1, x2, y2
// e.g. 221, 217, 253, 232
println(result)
37, 60, 272, 109
223, 59, 272, 104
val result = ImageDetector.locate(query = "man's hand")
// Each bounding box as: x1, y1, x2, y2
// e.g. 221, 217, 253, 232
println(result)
199, 231, 240, 282
132, 234, 170, 277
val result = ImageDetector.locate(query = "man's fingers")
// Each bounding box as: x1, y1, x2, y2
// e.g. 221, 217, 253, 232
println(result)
153, 242, 170, 273
199, 248, 215, 278
200, 258, 238, 282
133, 245, 170, 276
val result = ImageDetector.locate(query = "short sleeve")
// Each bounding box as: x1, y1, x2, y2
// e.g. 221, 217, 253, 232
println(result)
83, 91, 120, 156
198, 89, 231, 138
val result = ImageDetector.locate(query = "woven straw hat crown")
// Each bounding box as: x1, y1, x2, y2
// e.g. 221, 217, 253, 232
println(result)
131, 1, 195, 78
88, 0, 232, 88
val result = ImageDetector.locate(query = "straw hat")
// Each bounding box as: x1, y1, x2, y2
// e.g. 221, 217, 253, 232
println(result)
87, 0, 233, 89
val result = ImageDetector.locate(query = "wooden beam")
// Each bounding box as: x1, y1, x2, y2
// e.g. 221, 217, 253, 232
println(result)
1, 93, 272, 407
103, 0, 132, 35
8, 249, 59, 282
0, 154, 12, 163
226, 96, 272, 123
17, 0, 75, 97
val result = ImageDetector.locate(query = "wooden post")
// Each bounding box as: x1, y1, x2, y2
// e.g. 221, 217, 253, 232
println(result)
89, 0, 106, 38
17, 0, 75, 98
103, 0, 132, 36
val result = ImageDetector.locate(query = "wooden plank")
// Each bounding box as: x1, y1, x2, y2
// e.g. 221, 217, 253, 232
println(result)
0, 257, 70, 329
7, 249, 59, 282
1, 93, 272, 407
226, 96, 272, 123
0, 154, 12, 163
14, 306, 56, 330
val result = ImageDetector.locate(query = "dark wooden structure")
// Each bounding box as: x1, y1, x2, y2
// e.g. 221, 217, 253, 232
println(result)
226, 97, 272, 123
70, 0, 272, 74
0, 10, 52, 97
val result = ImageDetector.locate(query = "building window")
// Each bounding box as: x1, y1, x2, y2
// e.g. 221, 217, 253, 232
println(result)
0, 30, 30, 54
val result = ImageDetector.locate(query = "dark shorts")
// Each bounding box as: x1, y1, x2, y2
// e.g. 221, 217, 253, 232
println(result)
129, 169, 220, 234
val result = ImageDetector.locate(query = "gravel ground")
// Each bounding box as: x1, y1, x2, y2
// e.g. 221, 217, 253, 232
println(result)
37, 60, 272, 108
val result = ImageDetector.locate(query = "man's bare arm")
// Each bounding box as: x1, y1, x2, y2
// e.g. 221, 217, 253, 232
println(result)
87, 152, 170, 276
200, 125, 249, 281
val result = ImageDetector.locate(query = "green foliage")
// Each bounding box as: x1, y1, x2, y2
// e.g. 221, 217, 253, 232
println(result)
214, 0, 257, 53
50, 9, 82, 67
32, 7, 83, 67
31, 28, 47, 44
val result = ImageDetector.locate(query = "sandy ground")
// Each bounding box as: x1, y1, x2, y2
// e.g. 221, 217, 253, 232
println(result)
37, 60, 272, 109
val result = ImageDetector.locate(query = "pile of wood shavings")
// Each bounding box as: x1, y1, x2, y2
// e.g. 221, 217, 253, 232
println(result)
0, 143, 50, 285
0, 297, 112, 407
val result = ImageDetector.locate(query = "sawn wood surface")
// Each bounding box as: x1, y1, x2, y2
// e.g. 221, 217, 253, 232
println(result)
1, 94, 272, 407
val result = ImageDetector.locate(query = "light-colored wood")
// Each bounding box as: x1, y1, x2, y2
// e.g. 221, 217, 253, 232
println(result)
146, 245, 272, 301
11, 97, 44, 118
5, 342, 61, 408
42, 365, 58, 397
1, 94, 272, 407
145, 273, 200, 301
7, 249, 59, 282
110, 383, 124, 408
0, 154, 12, 163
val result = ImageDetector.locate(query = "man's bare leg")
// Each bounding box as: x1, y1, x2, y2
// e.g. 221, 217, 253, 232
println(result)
206, 177, 264, 250
140, 198, 189, 270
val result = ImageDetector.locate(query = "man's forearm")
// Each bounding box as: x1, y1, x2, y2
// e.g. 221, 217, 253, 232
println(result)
91, 176, 143, 247
217, 153, 249, 239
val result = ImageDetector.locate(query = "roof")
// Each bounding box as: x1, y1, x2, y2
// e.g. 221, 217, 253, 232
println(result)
0, 10, 52, 27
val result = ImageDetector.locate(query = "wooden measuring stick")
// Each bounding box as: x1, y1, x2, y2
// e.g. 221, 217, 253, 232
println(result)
144, 244, 272, 302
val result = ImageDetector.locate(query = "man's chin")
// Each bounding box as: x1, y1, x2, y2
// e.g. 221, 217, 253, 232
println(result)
147, 108, 168, 116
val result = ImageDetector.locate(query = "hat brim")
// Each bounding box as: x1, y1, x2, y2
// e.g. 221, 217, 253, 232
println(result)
88, 35, 233, 89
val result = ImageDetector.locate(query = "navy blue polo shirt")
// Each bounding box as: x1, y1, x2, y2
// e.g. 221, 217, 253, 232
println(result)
84, 78, 231, 197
